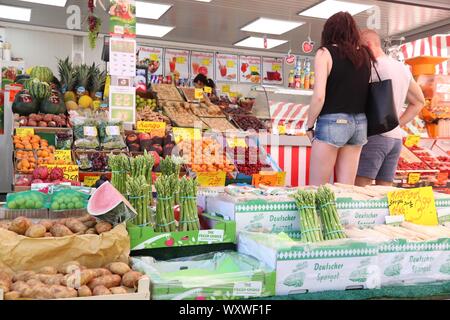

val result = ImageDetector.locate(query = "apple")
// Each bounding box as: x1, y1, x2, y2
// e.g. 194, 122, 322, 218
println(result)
138, 132, 151, 141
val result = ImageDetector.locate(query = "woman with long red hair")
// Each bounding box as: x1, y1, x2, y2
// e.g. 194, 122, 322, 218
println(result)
305, 12, 374, 186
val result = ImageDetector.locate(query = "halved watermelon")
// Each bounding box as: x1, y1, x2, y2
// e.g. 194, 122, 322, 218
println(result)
87, 182, 137, 224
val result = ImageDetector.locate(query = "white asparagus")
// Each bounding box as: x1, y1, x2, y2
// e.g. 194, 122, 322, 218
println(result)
401, 222, 450, 239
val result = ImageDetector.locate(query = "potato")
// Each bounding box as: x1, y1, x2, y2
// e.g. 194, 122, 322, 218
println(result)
31, 285, 53, 299
64, 269, 96, 289
0, 279, 11, 293
83, 220, 97, 228
38, 274, 63, 285
90, 268, 112, 277
44, 232, 53, 237
13, 271, 36, 282
38, 266, 58, 275
0, 270, 13, 283
49, 285, 78, 299
26, 279, 43, 287
25, 224, 47, 238
58, 261, 81, 274
85, 228, 97, 234
110, 286, 128, 295
121, 271, 143, 288
39, 220, 54, 232
87, 274, 121, 290
0, 221, 11, 230
11, 280, 28, 292
93, 285, 112, 296
95, 221, 113, 234
78, 215, 96, 223
4, 291, 21, 300
50, 224, 73, 237
78, 285, 92, 297
107, 262, 131, 276
65, 218, 88, 234
8, 217, 32, 235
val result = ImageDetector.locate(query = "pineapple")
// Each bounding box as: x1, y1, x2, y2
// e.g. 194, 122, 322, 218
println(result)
57, 57, 77, 101
88, 63, 107, 98
74, 64, 91, 95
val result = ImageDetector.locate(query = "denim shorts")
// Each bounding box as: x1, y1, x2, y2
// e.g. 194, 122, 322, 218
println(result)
314, 113, 368, 147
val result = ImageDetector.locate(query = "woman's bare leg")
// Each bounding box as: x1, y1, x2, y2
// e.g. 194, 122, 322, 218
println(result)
335, 145, 363, 185
309, 140, 339, 186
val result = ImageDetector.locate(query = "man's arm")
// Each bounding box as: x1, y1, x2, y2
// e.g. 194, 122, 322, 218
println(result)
399, 79, 426, 127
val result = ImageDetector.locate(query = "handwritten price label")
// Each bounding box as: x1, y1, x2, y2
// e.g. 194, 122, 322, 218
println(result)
221, 85, 230, 93
136, 121, 166, 137
176, 56, 186, 64
272, 64, 281, 71
405, 135, 421, 148
16, 128, 34, 137
227, 137, 247, 148
84, 175, 100, 187
407, 172, 421, 185
387, 187, 438, 225
229, 92, 237, 98
276, 172, 286, 186
204, 86, 212, 94
227, 60, 235, 68
173, 127, 202, 144
196, 171, 226, 187
54, 150, 72, 164
278, 125, 286, 135
195, 88, 204, 100
45, 164, 79, 181
252, 173, 278, 187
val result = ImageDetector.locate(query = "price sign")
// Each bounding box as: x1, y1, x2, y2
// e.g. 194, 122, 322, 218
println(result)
227, 137, 247, 148
250, 66, 259, 73
173, 127, 202, 144
230, 92, 237, 98
387, 186, 438, 225
54, 150, 72, 164
45, 164, 79, 181
194, 88, 204, 100
222, 85, 230, 93
176, 56, 186, 64
252, 172, 278, 186
278, 125, 286, 135
405, 135, 421, 148
16, 128, 34, 137
201, 59, 210, 66
196, 171, 226, 187
136, 121, 166, 137
276, 172, 287, 186
227, 60, 235, 68
272, 64, 281, 71
407, 172, 421, 185
150, 54, 159, 61
204, 86, 212, 94
84, 175, 100, 187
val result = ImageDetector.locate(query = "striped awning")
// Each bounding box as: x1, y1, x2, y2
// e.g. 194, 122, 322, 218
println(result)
269, 101, 309, 134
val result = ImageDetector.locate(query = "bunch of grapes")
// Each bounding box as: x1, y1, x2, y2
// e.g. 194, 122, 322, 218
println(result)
88, 15, 102, 49
88, 0, 94, 13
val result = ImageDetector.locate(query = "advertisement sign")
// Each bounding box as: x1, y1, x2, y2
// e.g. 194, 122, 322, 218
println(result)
109, 0, 137, 37
239, 55, 261, 84
262, 57, 284, 85
191, 51, 214, 79
136, 46, 163, 77
215, 53, 238, 83
109, 86, 136, 124
165, 49, 190, 79
109, 37, 137, 77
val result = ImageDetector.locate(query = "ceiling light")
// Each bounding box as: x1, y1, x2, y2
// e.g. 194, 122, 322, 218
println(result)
136, 23, 174, 38
0, 5, 31, 22
298, 0, 373, 19
136, 1, 172, 20
19, 0, 66, 7
241, 18, 304, 35
193, 0, 212, 2
234, 37, 288, 49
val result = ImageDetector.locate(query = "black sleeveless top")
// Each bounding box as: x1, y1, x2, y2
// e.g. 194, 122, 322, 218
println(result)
320, 45, 371, 116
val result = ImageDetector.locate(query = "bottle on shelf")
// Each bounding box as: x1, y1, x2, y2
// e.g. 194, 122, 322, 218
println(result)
309, 72, 315, 90
288, 70, 295, 88
300, 70, 305, 89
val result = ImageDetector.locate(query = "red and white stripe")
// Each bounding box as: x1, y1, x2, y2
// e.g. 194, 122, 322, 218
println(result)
400, 34, 450, 75
269, 101, 309, 134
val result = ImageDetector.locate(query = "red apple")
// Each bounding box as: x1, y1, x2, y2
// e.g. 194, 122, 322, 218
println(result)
138, 132, 151, 141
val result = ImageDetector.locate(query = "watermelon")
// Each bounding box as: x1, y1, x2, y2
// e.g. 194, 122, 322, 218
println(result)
12, 90, 39, 116
40, 91, 67, 114
29, 78, 51, 101
30, 66, 54, 83
87, 182, 137, 225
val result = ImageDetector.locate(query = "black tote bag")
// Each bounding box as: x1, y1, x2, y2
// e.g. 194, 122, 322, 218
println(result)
365, 63, 399, 137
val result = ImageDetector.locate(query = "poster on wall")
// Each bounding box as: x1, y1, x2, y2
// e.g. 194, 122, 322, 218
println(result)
109, 0, 137, 37
136, 46, 164, 78
215, 53, 238, 83
165, 49, 190, 79
109, 37, 137, 77
109, 86, 136, 124
190, 51, 214, 79
262, 57, 284, 85
239, 55, 262, 84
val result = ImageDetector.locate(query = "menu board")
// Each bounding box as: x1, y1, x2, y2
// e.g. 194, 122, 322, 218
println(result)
109, 38, 137, 77
109, 86, 136, 124
109, 0, 136, 37
239, 55, 262, 84
215, 53, 238, 83
262, 57, 284, 85
191, 51, 214, 79
136, 46, 163, 76
165, 48, 190, 79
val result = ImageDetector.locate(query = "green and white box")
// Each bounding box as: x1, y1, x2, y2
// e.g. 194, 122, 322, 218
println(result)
379, 239, 450, 286
238, 232, 380, 295
337, 199, 389, 227
206, 196, 299, 234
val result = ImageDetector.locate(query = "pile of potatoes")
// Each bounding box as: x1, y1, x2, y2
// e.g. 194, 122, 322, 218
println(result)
0, 215, 113, 238
0, 261, 144, 300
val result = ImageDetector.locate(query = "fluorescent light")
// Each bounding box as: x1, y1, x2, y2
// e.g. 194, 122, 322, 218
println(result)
298, 0, 373, 19
19, 0, 66, 6
241, 18, 304, 35
136, 23, 174, 38
0, 5, 31, 22
234, 36, 288, 49
193, 0, 212, 2
136, 1, 172, 20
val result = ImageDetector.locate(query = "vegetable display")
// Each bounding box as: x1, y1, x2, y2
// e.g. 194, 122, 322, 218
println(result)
127, 176, 151, 226
108, 154, 130, 195
6, 191, 46, 210
98, 120, 126, 150
316, 186, 346, 240
178, 177, 200, 231
154, 174, 178, 232
293, 190, 323, 243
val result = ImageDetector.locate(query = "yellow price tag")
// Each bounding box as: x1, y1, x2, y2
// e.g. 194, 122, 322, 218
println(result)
136, 121, 166, 136
196, 171, 226, 187
230, 92, 237, 98
195, 88, 204, 100
227, 60, 235, 68
84, 176, 100, 187
252, 172, 278, 187
150, 54, 159, 61
227, 137, 247, 148
173, 127, 202, 144
250, 66, 259, 73
201, 59, 210, 66
204, 86, 212, 94
405, 135, 421, 148
16, 128, 35, 137
278, 125, 286, 135
176, 56, 186, 64
222, 85, 230, 93
407, 172, 421, 185
387, 187, 438, 226
45, 164, 79, 181
54, 150, 72, 164
276, 172, 287, 186
272, 64, 281, 71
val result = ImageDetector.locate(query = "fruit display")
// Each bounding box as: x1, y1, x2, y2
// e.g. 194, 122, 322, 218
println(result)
231, 114, 267, 132
31, 166, 80, 186
98, 120, 127, 150
40, 91, 67, 115
126, 132, 174, 159
222, 105, 251, 116
30, 66, 54, 83
397, 157, 429, 171
13, 135, 58, 173
200, 117, 237, 132
14, 113, 68, 128
5, 191, 46, 210
237, 97, 256, 113
179, 87, 198, 102
190, 103, 224, 117
407, 145, 450, 172
55, 131, 73, 150
232, 146, 272, 176
161, 101, 205, 128
72, 118, 100, 150
12, 90, 39, 116
75, 152, 109, 172
28, 78, 52, 101
136, 95, 157, 112
151, 84, 184, 102
136, 107, 171, 124
49, 190, 88, 211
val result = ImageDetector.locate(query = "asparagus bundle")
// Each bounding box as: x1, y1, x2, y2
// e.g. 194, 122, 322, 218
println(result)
160, 156, 185, 204
154, 174, 178, 232
127, 176, 151, 225
179, 177, 200, 231
316, 186, 346, 240
293, 190, 323, 242
108, 153, 130, 195
130, 151, 155, 205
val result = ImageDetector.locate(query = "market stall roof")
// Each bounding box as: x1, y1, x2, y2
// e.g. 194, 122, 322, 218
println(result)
0, 0, 448, 54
